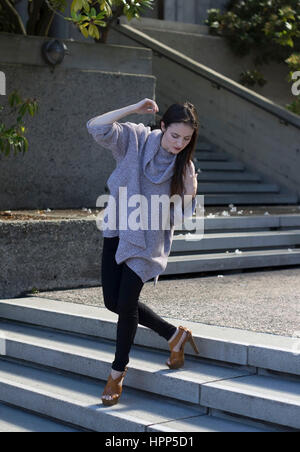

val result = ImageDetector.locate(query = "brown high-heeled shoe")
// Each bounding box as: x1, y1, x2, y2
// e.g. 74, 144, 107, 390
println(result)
166, 326, 199, 369
101, 367, 128, 406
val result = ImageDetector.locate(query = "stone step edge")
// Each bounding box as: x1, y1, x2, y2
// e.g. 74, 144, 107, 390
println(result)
0, 359, 207, 433
167, 247, 300, 260
0, 298, 299, 376
178, 214, 300, 231
171, 229, 300, 245
0, 357, 296, 432
0, 400, 82, 432
0, 322, 253, 406
2, 319, 299, 427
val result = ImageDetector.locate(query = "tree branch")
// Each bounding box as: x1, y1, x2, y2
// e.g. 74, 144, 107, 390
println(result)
0, 0, 27, 34
26, 0, 44, 35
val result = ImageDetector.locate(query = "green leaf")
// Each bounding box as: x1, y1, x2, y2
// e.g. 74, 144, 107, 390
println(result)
28, 104, 34, 116
82, 0, 90, 13
285, 38, 294, 47
94, 20, 107, 26
71, 0, 83, 13
96, 12, 106, 19
88, 24, 99, 38
19, 136, 28, 153
80, 25, 89, 38
71, 9, 77, 19
18, 104, 27, 117
9, 90, 22, 108
285, 22, 292, 30
90, 24, 100, 40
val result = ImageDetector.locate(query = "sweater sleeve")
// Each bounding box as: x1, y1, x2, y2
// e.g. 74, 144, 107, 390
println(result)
86, 119, 146, 163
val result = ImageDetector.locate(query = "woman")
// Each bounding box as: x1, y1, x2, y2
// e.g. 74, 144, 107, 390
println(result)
86, 98, 200, 407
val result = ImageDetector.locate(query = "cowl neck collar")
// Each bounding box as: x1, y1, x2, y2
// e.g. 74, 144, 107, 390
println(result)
142, 129, 176, 184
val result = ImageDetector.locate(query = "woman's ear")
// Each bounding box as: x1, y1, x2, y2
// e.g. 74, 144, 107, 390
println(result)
161, 121, 166, 133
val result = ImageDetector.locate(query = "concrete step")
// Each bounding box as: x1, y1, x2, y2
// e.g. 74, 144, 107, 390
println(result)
0, 320, 251, 405
0, 359, 264, 432
171, 229, 300, 253
192, 145, 298, 207
176, 214, 300, 293
0, 401, 80, 432
1, 298, 299, 377
198, 193, 298, 205
197, 171, 262, 182
198, 183, 280, 193
119, 17, 210, 36
196, 142, 215, 151
164, 248, 300, 275
148, 413, 278, 432
195, 161, 245, 171
0, 323, 297, 431
195, 152, 229, 161
201, 374, 300, 430
181, 214, 300, 232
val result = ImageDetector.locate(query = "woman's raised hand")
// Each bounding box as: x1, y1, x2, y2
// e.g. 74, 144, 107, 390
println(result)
134, 98, 159, 115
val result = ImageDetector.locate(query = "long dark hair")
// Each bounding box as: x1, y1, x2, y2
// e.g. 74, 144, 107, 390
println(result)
151, 101, 199, 197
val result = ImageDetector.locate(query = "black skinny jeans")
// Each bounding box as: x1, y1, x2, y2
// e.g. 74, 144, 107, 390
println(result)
101, 236, 177, 372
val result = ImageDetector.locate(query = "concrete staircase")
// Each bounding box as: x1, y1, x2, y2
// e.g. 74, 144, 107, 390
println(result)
166, 212, 300, 277
0, 298, 299, 432
194, 136, 298, 205
161, 134, 300, 277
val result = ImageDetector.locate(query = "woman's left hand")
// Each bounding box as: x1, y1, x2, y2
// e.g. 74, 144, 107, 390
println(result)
183, 160, 198, 198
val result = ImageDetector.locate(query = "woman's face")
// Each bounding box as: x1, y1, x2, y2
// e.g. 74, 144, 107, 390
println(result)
160, 121, 194, 155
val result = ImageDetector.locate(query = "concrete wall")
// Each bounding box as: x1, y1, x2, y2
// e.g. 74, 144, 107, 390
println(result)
109, 17, 295, 108
14, 0, 293, 109
164, 0, 228, 24
0, 32, 156, 210
107, 23, 300, 201
0, 219, 103, 299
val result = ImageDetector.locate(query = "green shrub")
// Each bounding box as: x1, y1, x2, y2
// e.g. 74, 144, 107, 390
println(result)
205, 0, 300, 112
0, 90, 38, 156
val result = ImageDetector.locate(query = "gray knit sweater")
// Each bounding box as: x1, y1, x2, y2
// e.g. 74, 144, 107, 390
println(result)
86, 119, 196, 286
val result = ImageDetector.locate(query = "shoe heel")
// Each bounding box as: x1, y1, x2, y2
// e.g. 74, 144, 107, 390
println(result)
101, 367, 128, 406
188, 334, 199, 355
